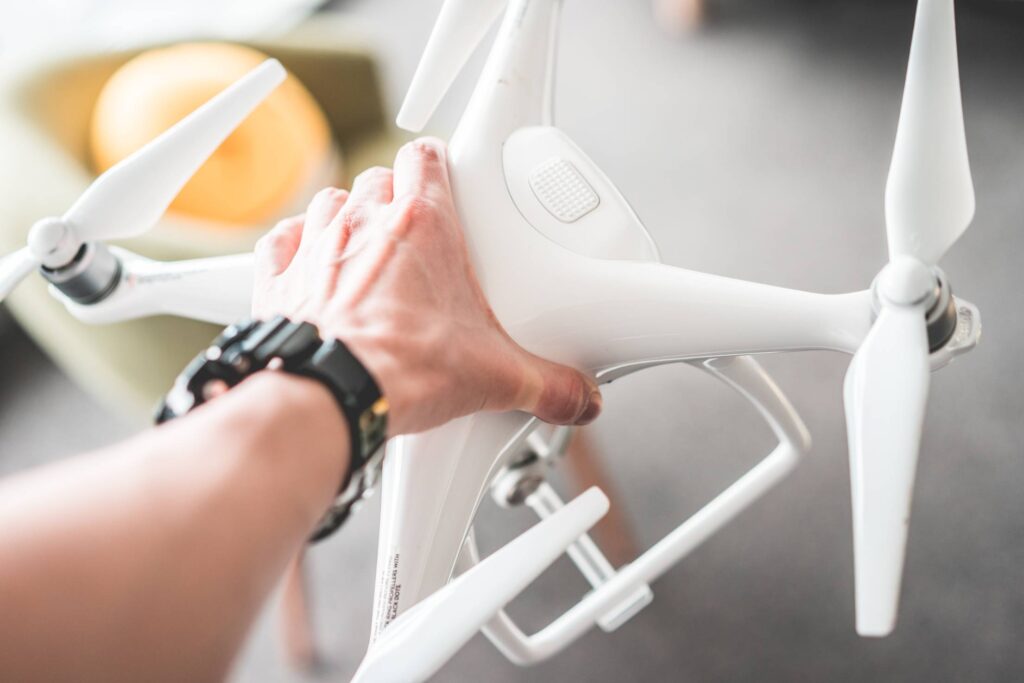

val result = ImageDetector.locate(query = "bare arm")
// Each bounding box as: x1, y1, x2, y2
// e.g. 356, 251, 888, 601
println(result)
0, 138, 601, 682
0, 372, 346, 682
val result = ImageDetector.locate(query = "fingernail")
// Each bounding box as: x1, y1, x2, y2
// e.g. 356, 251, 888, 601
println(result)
574, 389, 603, 426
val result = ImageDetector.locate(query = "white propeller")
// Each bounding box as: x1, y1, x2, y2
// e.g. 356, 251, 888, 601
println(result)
396, 0, 507, 132
353, 487, 609, 683
885, 0, 974, 265
0, 59, 286, 302
845, 0, 974, 637
845, 267, 932, 636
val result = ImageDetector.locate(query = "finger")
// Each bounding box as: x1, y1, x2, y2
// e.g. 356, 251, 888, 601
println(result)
316, 168, 391, 260
323, 167, 395, 258
392, 137, 451, 201
255, 215, 304, 276
347, 166, 394, 209
517, 354, 603, 426
301, 187, 349, 248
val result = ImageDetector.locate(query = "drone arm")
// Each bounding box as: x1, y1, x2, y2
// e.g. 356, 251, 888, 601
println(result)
449, 0, 564, 148
448, 133, 875, 365
396, 0, 508, 132
496, 255, 876, 370
58, 249, 254, 325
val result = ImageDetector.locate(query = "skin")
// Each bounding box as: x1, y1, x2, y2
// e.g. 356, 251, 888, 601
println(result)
253, 138, 602, 433
0, 138, 601, 682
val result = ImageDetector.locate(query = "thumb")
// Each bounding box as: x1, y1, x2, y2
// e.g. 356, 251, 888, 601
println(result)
518, 354, 603, 426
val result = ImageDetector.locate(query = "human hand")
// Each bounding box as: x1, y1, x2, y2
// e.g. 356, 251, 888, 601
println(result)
252, 138, 602, 435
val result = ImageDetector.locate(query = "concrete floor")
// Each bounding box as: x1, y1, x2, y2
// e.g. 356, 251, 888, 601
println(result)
2, 0, 1023, 680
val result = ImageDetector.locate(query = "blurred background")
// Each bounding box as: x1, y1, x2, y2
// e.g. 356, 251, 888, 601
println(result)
1, 0, 1022, 680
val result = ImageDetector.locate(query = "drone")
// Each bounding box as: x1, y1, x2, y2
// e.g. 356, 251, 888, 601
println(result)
0, 0, 982, 681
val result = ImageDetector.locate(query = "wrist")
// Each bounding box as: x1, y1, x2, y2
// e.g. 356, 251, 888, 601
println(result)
228, 372, 351, 514
160, 316, 388, 465
158, 316, 390, 540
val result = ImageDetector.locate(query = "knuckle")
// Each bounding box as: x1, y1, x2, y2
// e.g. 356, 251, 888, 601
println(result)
392, 195, 443, 236
354, 166, 392, 185
254, 232, 291, 274
255, 230, 282, 255
404, 138, 443, 166
402, 194, 440, 218
337, 205, 367, 236
312, 186, 345, 204
308, 187, 348, 218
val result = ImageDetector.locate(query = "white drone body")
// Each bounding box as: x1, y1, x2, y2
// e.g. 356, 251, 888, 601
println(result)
0, 1, 982, 681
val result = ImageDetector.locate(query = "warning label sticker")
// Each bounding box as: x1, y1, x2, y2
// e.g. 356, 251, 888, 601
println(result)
372, 551, 403, 641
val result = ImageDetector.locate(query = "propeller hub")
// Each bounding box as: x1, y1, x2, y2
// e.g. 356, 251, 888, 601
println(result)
39, 241, 122, 305
872, 257, 959, 353
27, 217, 80, 269
875, 257, 936, 308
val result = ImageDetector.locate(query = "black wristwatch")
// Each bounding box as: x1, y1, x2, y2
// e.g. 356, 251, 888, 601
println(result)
156, 316, 389, 541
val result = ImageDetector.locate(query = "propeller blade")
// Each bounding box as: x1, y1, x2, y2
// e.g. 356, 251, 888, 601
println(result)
353, 487, 609, 683
844, 304, 931, 637
63, 59, 286, 243
396, 0, 507, 132
885, 0, 974, 265
0, 248, 39, 301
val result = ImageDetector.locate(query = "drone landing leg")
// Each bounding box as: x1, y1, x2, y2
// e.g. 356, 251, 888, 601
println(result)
354, 488, 610, 683
471, 355, 811, 665
526, 483, 654, 631
562, 430, 639, 568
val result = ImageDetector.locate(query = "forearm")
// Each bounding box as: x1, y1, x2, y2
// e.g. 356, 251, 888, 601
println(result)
0, 372, 348, 683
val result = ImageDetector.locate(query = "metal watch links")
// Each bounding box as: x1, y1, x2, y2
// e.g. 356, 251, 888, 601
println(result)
155, 316, 319, 421
156, 316, 390, 541
298, 338, 390, 542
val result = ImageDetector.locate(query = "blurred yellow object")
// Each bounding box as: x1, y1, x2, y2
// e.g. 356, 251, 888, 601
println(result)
90, 42, 333, 226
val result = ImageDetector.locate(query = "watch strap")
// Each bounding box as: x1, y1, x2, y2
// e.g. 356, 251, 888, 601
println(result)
291, 338, 389, 474
156, 316, 389, 542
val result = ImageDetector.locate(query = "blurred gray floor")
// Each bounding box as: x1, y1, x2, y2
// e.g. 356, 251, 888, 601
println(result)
3, 0, 1023, 681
